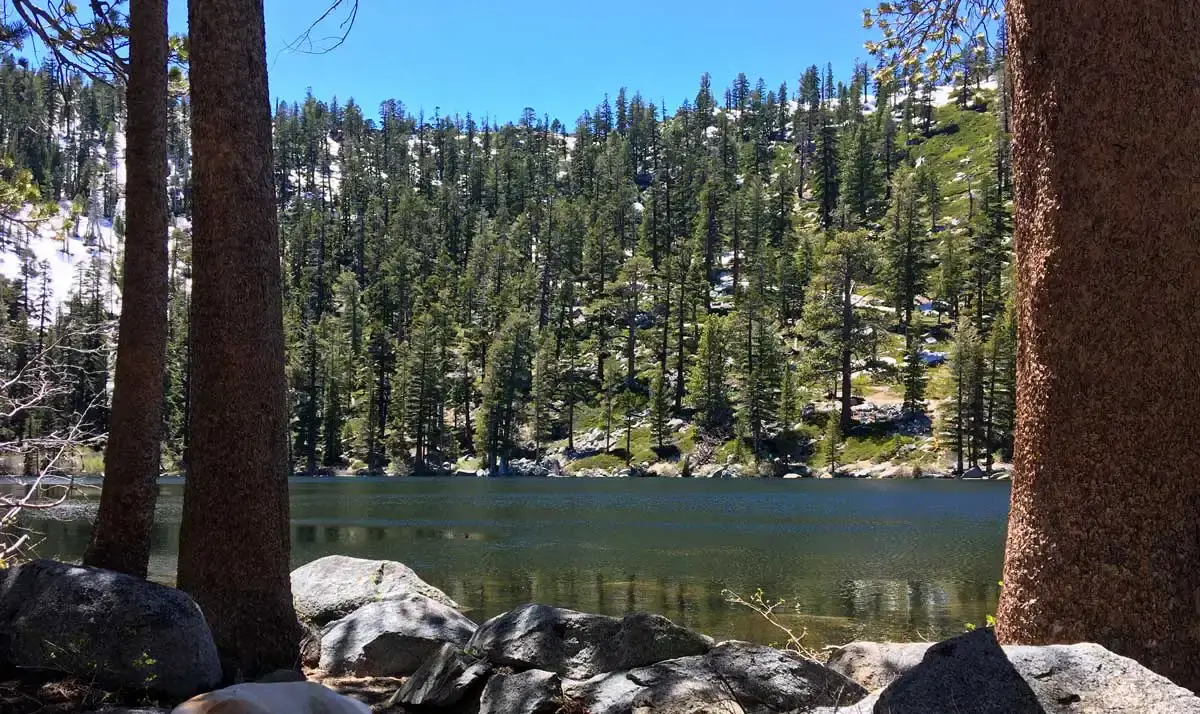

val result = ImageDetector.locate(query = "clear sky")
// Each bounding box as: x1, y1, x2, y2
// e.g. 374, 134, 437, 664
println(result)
165, 0, 876, 125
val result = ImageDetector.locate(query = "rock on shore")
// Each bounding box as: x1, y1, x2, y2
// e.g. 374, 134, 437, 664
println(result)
14, 556, 1198, 714
291, 554, 459, 625
0, 559, 221, 701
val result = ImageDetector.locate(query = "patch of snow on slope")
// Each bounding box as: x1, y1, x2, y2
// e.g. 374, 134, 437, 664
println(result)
0, 206, 115, 314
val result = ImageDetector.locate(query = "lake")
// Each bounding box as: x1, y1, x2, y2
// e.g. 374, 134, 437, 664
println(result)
22, 477, 1009, 648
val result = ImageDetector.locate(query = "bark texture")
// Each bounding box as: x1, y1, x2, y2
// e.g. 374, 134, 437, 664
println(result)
176, 0, 301, 678
83, 0, 170, 577
996, 1, 1200, 692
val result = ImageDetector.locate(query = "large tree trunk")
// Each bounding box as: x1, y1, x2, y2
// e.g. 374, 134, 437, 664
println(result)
996, 1, 1200, 691
83, 0, 169, 578
177, 0, 302, 678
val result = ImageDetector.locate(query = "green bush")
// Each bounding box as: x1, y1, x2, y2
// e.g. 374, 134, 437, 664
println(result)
566, 453, 626, 473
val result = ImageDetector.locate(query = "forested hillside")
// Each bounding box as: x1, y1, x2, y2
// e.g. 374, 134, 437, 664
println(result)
0, 44, 1014, 478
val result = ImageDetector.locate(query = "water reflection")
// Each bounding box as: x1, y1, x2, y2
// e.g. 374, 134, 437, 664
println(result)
18, 477, 1007, 647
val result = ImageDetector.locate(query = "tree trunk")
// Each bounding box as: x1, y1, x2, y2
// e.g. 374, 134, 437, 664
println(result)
996, 1, 1200, 691
839, 267, 853, 433
177, 0, 302, 679
84, 0, 169, 578
566, 391, 575, 452
674, 257, 687, 411
625, 297, 636, 388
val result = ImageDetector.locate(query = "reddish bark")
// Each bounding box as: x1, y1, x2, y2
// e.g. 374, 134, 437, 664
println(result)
997, 1, 1200, 691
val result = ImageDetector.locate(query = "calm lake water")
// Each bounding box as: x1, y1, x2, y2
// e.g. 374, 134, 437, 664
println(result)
21, 477, 1009, 648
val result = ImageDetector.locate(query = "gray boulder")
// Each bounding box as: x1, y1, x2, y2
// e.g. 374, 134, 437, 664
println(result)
825, 641, 934, 691
505, 458, 551, 477
828, 632, 1200, 713
479, 669, 562, 714
704, 641, 865, 712
960, 465, 985, 479
1006, 642, 1200, 714
394, 642, 492, 708
808, 692, 880, 714
319, 595, 477, 676
0, 559, 221, 700
563, 641, 866, 714
875, 629, 1042, 713
467, 604, 713, 679
291, 555, 458, 625
630, 679, 744, 714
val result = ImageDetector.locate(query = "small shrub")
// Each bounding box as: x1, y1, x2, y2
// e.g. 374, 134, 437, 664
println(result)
723, 588, 819, 660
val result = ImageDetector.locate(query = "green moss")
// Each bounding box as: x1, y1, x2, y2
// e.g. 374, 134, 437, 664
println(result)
841, 433, 915, 464
595, 425, 661, 466
811, 421, 917, 468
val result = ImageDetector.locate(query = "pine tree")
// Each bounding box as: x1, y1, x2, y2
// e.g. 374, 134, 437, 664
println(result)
84, 0, 170, 578
177, 0, 302, 677
814, 124, 839, 228
902, 338, 927, 415
476, 313, 533, 473
616, 385, 639, 466
801, 231, 878, 432
532, 329, 560, 451
836, 121, 879, 227
649, 366, 670, 450
882, 169, 932, 339
983, 295, 1017, 466
610, 255, 652, 389
688, 315, 731, 435
822, 414, 843, 475
778, 364, 800, 430
558, 324, 586, 453
405, 309, 445, 471
316, 314, 346, 467
942, 318, 983, 475
736, 312, 782, 462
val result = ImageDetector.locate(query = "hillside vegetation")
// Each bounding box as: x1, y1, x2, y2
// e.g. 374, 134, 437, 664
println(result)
0, 50, 1013, 478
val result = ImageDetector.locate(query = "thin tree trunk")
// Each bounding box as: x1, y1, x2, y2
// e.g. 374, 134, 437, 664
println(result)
84, 0, 169, 577
731, 200, 741, 305
839, 267, 853, 433
177, 0, 302, 679
659, 272, 671, 378
996, 1, 1200, 692
566, 376, 575, 452
674, 257, 687, 411
626, 297, 636, 388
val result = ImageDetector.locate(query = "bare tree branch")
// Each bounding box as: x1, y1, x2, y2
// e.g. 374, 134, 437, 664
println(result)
276, 0, 358, 58
0, 321, 111, 563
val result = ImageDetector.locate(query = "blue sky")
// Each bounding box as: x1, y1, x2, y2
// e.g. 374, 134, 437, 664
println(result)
166, 0, 874, 125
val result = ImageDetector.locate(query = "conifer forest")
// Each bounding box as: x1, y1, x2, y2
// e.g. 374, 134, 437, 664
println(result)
0, 44, 1014, 478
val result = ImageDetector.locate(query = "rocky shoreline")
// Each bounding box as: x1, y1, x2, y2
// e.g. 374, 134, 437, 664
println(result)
0, 462, 1013, 482
289, 458, 1013, 481
1, 555, 1195, 713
